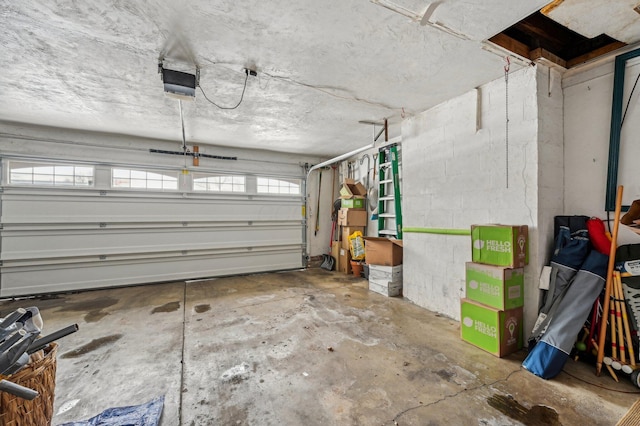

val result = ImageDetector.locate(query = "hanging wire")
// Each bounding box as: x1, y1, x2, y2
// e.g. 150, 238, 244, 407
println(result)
199, 71, 249, 110
178, 100, 188, 170
621, 72, 640, 127
504, 57, 510, 189
178, 100, 187, 152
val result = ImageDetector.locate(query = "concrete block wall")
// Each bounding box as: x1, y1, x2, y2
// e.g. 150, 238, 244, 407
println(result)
401, 66, 542, 331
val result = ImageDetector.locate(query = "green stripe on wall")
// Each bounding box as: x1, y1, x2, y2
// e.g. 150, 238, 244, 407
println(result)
403, 227, 471, 236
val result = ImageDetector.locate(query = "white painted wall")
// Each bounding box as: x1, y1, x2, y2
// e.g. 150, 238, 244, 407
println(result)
564, 54, 640, 217
400, 65, 552, 334
535, 65, 566, 305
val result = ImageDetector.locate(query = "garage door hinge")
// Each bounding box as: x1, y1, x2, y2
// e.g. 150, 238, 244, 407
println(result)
100, 190, 107, 196
99, 222, 107, 228
99, 255, 107, 260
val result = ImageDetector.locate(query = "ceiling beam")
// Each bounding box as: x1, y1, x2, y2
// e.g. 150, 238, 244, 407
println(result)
488, 34, 531, 60
513, 13, 582, 51
567, 41, 627, 68
529, 48, 567, 68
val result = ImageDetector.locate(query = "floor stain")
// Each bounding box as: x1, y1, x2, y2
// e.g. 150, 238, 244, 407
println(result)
151, 301, 180, 314
194, 304, 210, 313
58, 297, 118, 312
84, 309, 109, 323
436, 369, 454, 382
220, 404, 248, 424
61, 334, 123, 359
488, 394, 561, 426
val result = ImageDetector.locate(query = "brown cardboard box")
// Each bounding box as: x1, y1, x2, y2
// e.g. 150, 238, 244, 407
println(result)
340, 226, 365, 250
331, 240, 340, 263
338, 208, 367, 227
339, 178, 367, 199
339, 247, 352, 274
364, 237, 403, 266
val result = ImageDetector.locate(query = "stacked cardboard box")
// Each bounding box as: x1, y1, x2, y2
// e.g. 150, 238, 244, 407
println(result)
339, 246, 352, 274
368, 264, 402, 296
364, 237, 403, 296
339, 179, 367, 205
336, 179, 367, 274
338, 209, 367, 227
461, 225, 528, 357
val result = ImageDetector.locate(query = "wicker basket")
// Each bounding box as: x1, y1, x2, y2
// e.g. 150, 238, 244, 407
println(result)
0, 342, 58, 426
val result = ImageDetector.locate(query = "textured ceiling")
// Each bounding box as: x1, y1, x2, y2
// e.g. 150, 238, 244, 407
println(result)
543, 0, 640, 44
0, 0, 590, 157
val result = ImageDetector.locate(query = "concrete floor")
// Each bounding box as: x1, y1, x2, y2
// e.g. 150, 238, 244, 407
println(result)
1, 268, 639, 425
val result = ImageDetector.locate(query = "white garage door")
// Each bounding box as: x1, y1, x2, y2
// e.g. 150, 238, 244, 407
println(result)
0, 159, 305, 297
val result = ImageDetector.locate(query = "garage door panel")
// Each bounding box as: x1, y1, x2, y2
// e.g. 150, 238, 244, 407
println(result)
0, 185, 305, 296
1, 224, 302, 260
0, 248, 302, 297
1, 190, 302, 223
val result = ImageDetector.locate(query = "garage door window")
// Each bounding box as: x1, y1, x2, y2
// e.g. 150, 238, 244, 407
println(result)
112, 168, 178, 190
193, 174, 245, 192
257, 177, 301, 195
8, 161, 94, 187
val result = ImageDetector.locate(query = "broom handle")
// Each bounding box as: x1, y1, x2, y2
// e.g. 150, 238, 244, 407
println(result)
615, 273, 626, 363
617, 272, 636, 366
597, 185, 624, 376
591, 338, 619, 382
610, 296, 618, 360
587, 299, 599, 352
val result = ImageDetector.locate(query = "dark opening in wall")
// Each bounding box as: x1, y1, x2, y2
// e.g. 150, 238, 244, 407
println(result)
489, 11, 626, 68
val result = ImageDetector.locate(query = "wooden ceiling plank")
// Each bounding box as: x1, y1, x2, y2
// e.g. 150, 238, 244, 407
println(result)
488, 34, 532, 60
515, 13, 582, 48
567, 41, 627, 68
530, 47, 567, 68
540, 0, 565, 16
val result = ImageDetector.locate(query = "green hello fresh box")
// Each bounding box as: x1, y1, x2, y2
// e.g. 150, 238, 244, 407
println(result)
341, 198, 366, 209
465, 262, 524, 310
471, 225, 528, 268
460, 299, 523, 357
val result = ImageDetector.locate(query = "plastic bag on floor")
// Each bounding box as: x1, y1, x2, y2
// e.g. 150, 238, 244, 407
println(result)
59, 395, 164, 426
